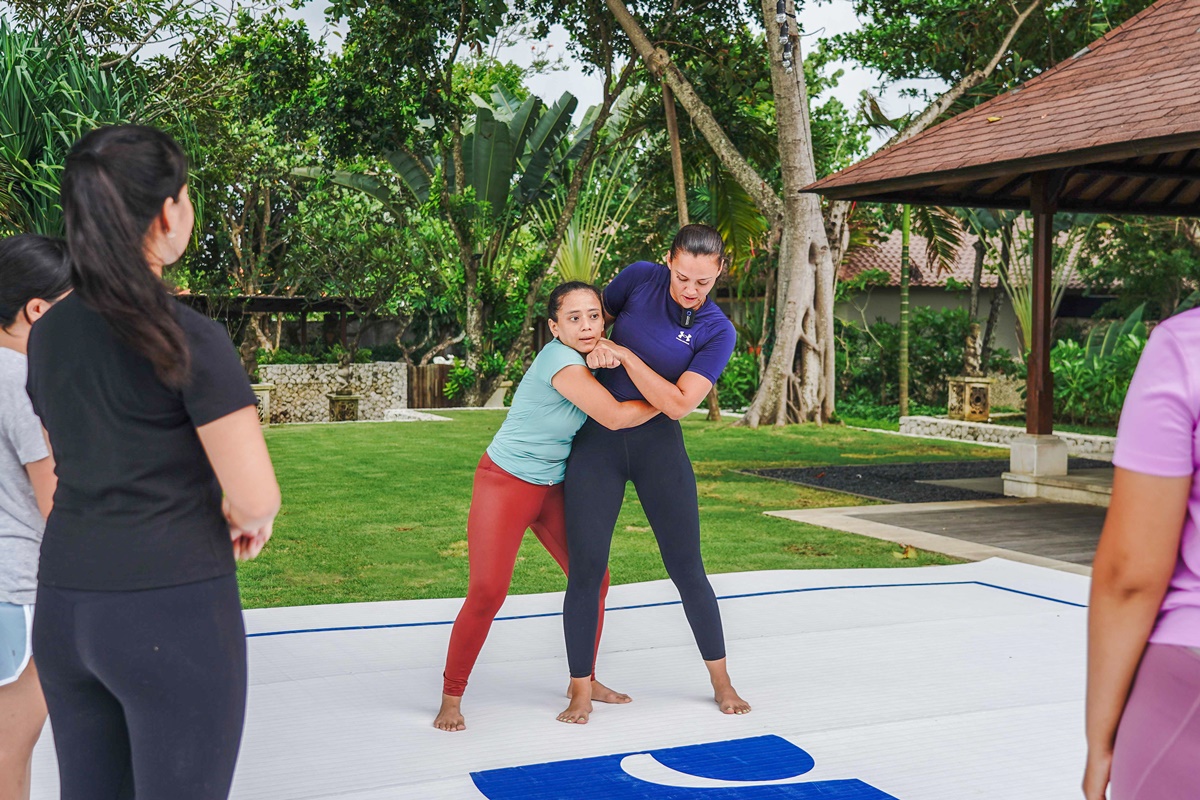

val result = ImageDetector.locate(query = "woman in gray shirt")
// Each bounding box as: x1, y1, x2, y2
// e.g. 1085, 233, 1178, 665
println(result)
0, 234, 69, 800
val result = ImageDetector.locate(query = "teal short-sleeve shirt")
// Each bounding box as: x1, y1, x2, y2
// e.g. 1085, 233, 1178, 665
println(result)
486, 339, 589, 485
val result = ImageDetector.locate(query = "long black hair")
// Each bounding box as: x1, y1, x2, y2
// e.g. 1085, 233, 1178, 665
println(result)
60, 125, 191, 387
547, 281, 602, 320
669, 223, 731, 273
0, 235, 71, 333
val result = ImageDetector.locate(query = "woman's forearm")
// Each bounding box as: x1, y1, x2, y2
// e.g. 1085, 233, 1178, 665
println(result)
1085, 574, 1165, 752
618, 349, 690, 418
617, 400, 660, 428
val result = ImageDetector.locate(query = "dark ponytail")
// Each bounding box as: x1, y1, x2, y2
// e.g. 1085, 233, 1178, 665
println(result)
0, 235, 71, 332
60, 125, 191, 387
669, 223, 731, 273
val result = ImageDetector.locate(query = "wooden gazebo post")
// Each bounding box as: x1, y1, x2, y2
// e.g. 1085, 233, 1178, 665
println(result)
1007, 172, 1069, 482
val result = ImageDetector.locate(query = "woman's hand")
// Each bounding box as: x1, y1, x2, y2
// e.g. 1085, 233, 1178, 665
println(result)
225, 495, 273, 561
1082, 745, 1112, 800
231, 519, 273, 561
587, 339, 626, 370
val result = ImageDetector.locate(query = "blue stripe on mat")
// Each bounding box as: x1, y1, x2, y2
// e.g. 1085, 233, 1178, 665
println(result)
246, 580, 1086, 638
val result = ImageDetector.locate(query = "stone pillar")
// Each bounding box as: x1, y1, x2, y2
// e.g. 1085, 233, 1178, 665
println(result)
1009, 434, 1068, 476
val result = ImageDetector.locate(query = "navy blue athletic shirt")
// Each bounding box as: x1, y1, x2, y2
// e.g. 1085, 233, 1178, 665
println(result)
600, 261, 736, 403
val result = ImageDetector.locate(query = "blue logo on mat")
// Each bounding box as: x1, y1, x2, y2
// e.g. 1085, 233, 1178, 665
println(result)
471, 735, 898, 799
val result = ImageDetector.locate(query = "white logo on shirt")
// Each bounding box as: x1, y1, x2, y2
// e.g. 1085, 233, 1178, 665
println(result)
676, 331, 693, 345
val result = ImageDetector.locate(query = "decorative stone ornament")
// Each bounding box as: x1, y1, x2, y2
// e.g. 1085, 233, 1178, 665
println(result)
327, 393, 362, 422
947, 376, 994, 422
249, 383, 275, 427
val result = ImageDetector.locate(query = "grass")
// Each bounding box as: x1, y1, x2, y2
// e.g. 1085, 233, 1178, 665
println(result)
236, 412, 1004, 609
837, 416, 901, 432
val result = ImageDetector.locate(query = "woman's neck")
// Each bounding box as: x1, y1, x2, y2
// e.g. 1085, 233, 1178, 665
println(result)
0, 330, 28, 355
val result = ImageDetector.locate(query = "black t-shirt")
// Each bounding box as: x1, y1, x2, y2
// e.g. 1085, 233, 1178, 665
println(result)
26, 292, 256, 591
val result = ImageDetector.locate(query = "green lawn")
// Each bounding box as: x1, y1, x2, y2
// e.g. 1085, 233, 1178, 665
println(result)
237, 412, 1004, 609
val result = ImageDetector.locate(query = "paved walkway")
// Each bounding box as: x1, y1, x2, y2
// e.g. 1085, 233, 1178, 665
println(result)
768, 498, 1105, 575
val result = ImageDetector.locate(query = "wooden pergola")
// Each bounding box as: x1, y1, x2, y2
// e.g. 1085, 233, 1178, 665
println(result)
806, 0, 1200, 444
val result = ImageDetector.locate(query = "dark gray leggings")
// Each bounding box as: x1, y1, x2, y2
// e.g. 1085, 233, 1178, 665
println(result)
562, 415, 725, 678
33, 574, 247, 800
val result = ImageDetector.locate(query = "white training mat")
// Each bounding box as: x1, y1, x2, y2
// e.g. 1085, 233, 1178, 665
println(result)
31, 558, 1089, 799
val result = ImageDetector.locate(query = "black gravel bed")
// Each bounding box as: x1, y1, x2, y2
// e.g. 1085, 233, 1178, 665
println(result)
747, 458, 1111, 503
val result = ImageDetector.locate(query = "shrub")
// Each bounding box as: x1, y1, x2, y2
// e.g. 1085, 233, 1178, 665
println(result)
717, 352, 760, 411
257, 344, 375, 366
838, 307, 1022, 407
1051, 310, 1147, 426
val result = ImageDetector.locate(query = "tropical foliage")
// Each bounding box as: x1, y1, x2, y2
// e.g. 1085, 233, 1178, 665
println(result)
0, 23, 150, 234
1051, 306, 1148, 425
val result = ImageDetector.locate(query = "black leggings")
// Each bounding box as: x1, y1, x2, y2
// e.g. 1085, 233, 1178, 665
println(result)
33, 574, 247, 800
563, 414, 725, 678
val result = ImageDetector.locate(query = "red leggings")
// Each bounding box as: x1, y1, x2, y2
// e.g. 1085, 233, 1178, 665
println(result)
442, 453, 609, 697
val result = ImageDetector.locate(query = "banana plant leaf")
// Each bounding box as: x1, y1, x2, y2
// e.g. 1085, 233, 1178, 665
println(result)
383, 150, 434, 204
471, 114, 513, 221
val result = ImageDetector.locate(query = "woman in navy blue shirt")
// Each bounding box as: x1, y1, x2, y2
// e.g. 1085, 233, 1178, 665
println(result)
558, 224, 750, 723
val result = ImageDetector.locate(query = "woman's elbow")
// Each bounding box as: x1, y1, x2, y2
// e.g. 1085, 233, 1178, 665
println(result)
1093, 550, 1168, 600
665, 403, 693, 421
596, 411, 627, 431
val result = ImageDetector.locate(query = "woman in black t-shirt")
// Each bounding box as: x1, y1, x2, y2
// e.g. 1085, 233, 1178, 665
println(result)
26, 126, 281, 800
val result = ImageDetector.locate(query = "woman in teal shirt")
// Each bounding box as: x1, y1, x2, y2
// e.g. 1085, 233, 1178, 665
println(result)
433, 282, 660, 731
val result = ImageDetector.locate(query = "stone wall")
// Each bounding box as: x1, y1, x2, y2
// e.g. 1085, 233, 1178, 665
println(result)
898, 415, 1114, 457
989, 376, 1025, 411
258, 363, 407, 424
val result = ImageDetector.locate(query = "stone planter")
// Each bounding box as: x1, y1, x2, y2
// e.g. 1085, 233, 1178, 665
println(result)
327, 393, 362, 422
947, 376, 994, 422
250, 383, 274, 427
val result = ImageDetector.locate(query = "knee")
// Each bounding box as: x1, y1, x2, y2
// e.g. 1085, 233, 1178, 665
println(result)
665, 560, 711, 594
567, 564, 607, 597
464, 580, 509, 618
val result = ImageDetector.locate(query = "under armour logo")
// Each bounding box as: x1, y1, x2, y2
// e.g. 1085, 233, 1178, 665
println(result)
676, 331, 693, 345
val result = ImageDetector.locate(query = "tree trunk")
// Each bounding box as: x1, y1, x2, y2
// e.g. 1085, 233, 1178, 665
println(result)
968, 238, 986, 319
461, 253, 486, 406
980, 286, 1006, 373
825, 199, 852, 270
663, 84, 689, 228
739, 0, 835, 426
899, 205, 911, 417
238, 313, 273, 379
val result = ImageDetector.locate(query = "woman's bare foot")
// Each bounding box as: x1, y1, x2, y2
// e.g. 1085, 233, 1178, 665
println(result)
713, 683, 752, 715
558, 677, 593, 724
568, 679, 632, 705
433, 694, 466, 732
705, 657, 751, 715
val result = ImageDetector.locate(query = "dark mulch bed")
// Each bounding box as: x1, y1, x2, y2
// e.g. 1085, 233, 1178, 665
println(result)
748, 458, 1111, 503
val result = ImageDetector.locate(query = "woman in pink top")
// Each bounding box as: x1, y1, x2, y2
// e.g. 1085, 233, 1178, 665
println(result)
1084, 312, 1200, 800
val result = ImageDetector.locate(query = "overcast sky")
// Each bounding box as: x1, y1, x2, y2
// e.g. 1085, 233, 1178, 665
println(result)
289, 0, 946, 150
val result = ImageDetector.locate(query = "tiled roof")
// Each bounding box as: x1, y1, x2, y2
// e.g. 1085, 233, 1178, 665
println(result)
841, 230, 1088, 290
807, 0, 1200, 213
